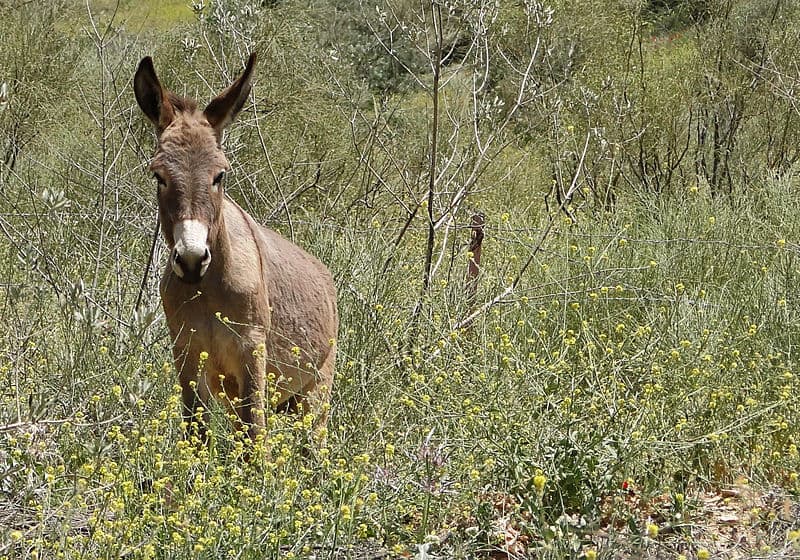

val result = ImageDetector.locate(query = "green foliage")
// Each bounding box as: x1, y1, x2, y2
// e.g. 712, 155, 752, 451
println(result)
0, 1, 83, 174
1, 1, 800, 558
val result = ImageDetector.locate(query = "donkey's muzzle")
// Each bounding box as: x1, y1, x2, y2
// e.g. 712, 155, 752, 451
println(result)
172, 247, 211, 284
171, 219, 211, 283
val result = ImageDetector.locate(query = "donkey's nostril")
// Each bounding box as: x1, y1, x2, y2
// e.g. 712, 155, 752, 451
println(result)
171, 246, 210, 283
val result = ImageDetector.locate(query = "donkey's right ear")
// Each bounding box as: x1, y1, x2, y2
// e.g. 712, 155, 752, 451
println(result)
134, 57, 175, 132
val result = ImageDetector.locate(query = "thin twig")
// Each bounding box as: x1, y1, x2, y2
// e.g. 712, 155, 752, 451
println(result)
134, 214, 160, 314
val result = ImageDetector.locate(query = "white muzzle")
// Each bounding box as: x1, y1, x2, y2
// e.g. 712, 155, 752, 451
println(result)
172, 219, 211, 282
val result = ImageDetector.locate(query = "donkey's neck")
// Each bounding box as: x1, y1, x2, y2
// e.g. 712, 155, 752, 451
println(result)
207, 197, 267, 295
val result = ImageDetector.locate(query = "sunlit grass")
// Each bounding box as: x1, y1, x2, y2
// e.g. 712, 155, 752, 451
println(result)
88, 0, 193, 30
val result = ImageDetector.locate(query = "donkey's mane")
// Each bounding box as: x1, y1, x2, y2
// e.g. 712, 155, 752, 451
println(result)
167, 92, 198, 114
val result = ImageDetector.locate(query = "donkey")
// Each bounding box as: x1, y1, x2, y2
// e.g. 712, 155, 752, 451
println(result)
134, 53, 338, 444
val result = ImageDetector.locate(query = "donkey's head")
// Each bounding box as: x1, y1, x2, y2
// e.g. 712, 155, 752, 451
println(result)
134, 54, 256, 283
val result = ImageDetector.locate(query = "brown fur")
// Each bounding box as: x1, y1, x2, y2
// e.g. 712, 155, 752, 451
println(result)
134, 54, 337, 443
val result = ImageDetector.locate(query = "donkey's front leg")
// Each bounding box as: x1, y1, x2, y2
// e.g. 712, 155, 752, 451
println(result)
175, 346, 211, 444
233, 340, 267, 442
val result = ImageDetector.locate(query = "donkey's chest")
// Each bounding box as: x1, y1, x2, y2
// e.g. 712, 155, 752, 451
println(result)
160, 273, 269, 349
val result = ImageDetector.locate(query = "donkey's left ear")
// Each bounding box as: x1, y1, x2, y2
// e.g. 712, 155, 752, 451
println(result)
204, 53, 256, 135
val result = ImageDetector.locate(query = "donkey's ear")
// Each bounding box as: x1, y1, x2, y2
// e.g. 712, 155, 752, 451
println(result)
204, 53, 256, 135
134, 57, 175, 132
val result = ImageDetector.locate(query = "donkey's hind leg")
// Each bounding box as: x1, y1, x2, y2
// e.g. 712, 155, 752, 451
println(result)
292, 348, 336, 441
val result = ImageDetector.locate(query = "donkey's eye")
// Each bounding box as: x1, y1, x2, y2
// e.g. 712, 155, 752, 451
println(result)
213, 172, 225, 186
153, 173, 166, 187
